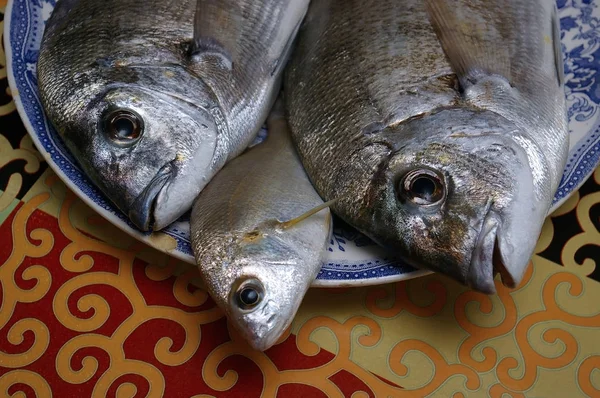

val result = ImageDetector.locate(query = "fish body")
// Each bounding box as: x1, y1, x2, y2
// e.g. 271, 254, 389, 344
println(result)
38, 0, 309, 231
284, 0, 568, 293
190, 99, 332, 351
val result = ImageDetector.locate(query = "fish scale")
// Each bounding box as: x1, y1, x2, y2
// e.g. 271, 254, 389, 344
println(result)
191, 100, 332, 351
38, 0, 310, 231
285, 0, 569, 294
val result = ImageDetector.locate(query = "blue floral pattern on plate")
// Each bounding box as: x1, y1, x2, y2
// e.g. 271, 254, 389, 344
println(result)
5, 0, 600, 287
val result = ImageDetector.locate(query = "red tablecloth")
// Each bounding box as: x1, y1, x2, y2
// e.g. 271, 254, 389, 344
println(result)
2, 7, 600, 397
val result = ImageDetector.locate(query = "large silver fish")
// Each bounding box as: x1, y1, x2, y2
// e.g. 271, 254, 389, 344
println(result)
37, 0, 310, 231
190, 99, 332, 351
284, 0, 568, 293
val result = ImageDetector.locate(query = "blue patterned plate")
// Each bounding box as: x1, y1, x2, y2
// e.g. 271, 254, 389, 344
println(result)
5, 0, 600, 287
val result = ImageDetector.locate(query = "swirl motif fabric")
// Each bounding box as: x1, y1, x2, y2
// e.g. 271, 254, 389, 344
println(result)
2, 7, 600, 398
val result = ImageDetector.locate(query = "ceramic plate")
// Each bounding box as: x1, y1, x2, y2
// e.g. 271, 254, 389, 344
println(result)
5, 0, 600, 287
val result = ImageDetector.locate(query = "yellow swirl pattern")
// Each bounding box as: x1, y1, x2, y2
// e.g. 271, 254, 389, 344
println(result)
2, 6, 600, 397
51, 189, 223, 395
2, 140, 600, 397
562, 168, 600, 277
0, 370, 52, 397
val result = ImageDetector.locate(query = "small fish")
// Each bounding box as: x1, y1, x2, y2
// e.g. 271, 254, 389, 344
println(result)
37, 0, 310, 231
284, 0, 568, 293
190, 98, 333, 351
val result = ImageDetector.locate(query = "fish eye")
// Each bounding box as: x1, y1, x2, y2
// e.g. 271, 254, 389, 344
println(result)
233, 278, 264, 311
398, 168, 445, 206
104, 109, 143, 146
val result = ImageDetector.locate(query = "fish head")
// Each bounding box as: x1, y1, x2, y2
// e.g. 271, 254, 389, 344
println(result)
53, 67, 222, 231
210, 230, 313, 351
368, 108, 550, 294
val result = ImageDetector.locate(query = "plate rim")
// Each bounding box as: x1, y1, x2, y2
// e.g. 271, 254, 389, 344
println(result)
3, 0, 597, 289
3, 0, 425, 287
2, 0, 196, 264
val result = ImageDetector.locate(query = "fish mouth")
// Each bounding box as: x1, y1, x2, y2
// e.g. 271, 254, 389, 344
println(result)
249, 333, 279, 352
467, 209, 516, 294
236, 305, 289, 352
128, 162, 173, 231
246, 314, 286, 351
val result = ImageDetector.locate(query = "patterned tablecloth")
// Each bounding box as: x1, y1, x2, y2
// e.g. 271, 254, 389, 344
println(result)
2, 8, 600, 398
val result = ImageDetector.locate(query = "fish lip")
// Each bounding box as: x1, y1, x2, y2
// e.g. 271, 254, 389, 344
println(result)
238, 306, 288, 351
468, 208, 517, 294
247, 314, 286, 351
249, 334, 278, 351
128, 162, 173, 231
467, 208, 499, 294
494, 240, 518, 288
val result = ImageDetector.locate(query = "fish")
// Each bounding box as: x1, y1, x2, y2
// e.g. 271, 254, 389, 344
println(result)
190, 98, 333, 351
37, 0, 310, 231
284, 0, 568, 294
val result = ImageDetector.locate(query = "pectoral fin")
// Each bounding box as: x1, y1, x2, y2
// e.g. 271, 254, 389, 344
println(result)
423, 0, 512, 88
551, 6, 565, 87
270, 18, 303, 77
279, 199, 338, 230
191, 0, 241, 70
423, 0, 565, 112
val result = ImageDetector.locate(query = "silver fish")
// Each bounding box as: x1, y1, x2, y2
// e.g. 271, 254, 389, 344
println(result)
284, 0, 568, 293
37, 0, 310, 231
190, 98, 332, 351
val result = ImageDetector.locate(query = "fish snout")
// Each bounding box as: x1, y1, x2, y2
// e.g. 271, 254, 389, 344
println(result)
235, 300, 288, 352
128, 162, 174, 231
467, 209, 534, 294
245, 323, 281, 352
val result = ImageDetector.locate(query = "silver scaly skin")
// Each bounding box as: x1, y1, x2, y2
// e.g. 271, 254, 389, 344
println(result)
190, 99, 332, 351
284, 0, 568, 294
37, 0, 310, 231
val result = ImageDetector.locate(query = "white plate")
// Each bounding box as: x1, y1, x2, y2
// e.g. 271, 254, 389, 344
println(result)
5, 0, 600, 287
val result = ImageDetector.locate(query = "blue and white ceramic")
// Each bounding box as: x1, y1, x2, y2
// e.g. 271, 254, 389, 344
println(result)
5, 0, 600, 287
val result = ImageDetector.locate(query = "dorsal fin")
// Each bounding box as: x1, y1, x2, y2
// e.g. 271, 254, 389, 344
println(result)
423, 0, 512, 88
423, 0, 565, 102
191, 0, 241, 70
